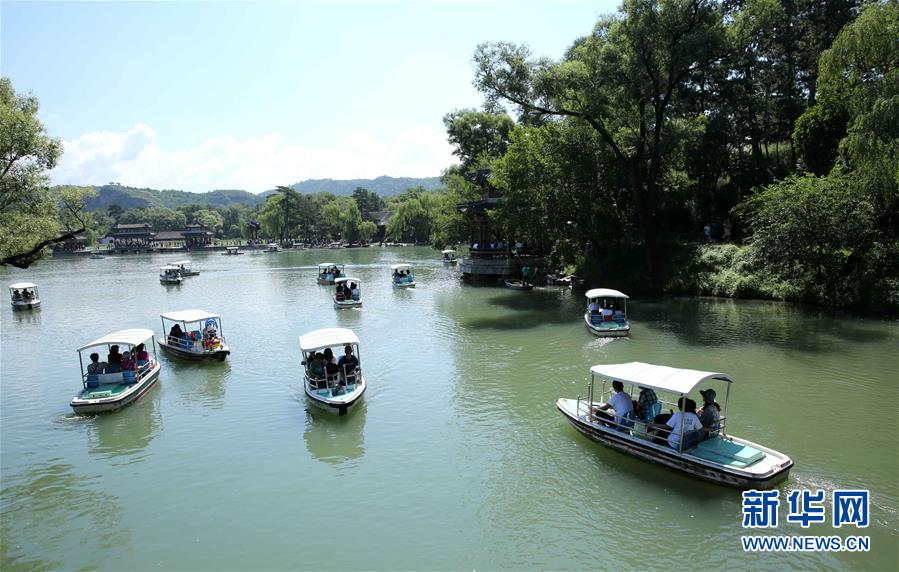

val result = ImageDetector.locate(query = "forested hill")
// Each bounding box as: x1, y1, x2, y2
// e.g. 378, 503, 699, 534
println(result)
74, 176, 442, 210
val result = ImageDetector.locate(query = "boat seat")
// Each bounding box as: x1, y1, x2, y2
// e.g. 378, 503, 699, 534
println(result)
689, 438, 766, 468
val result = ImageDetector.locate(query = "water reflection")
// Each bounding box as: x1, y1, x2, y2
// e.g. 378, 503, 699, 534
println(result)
303, 403, 367, 466
0, 462, 128, 570
164, 359, 231, 409
8, 308, 42, 326
86, 389, 161, 460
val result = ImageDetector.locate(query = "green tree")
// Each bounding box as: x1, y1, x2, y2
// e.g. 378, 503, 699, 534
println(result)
194, 209, 224, 235
351, 187, 386, 219
442, 107, 515, 170
120, 206, 186, 231
0, 78, 94, 267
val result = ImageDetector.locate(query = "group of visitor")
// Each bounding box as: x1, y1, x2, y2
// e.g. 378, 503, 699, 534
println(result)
587, 301, 626, 323
168, 321, 221, 350
86, 344, 150, 376
392, 269, 413, 284
319, 266, 343, 282
335, 282, 360, 301
305, 345, 360, 392
11, 289, 35, 301
593, 381, 721, 451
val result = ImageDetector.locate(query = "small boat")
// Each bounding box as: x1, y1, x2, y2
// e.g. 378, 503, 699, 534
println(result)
316, 262, 345, 285
90, 250, 105, 259
222, 246, 244, 255
584, 288, 630, 337
327, 241, 343, 249
504, 278, 533, 291
9, 282, 41, 310
171, 260, 199, 276
159, 265, 183, 284
333, 277, 363, 308
157, 309, 230, 362
556, 362, 793, 489
441, 249, 458, 264
391, 263, 416, 288
70, 329, 161, 414
265, 243, 280, 253
299, 328, 366, 416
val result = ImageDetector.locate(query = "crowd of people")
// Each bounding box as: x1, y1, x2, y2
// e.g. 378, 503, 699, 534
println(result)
392, 269, 414, 284
319, 266, 344, 282
86, 344, 151, 376
335, 282, 361, 302
11, 289, 36, 302
593, 381, 721, 451
305, 345, 361, 395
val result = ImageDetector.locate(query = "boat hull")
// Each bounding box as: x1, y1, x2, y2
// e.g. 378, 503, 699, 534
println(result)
584, 313, 630, 337
304, 375, 366, 416
504, 280, 533, 291
159, 277, 182, 284
11, 300, 40, 310
556, 399, 792, 489
393, 282, 416, 288
70, 366, 161, 414
334, 299, 362, 309
157, 338, 230, 361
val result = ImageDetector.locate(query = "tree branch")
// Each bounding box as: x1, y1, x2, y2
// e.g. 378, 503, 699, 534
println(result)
1, 227, 85, 269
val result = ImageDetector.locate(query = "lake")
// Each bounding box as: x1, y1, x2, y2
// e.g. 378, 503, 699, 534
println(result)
1, 246, 897, 570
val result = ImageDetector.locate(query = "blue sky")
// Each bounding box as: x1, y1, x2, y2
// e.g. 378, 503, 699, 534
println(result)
2, 1, 618, 192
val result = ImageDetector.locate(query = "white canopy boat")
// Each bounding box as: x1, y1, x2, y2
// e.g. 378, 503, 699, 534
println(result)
299, 328, 366, 416
441, 249, 458, 264
265, 243, 280, 252
391, 263, 416, 288
157, 309, 231, 362
90, 250, 105, 259
222, 246, 243, 255
317, 262, 345, 285
333, 277, 363, 308
9, 282, 40, 310
70, 329, 161, 414
171, 259, 199, 276
556, 362, 793, 489
159, 265, 183, 284
584, 288, 630, 337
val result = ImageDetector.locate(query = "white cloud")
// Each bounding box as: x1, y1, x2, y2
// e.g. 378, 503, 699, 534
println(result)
51, 124, 458, 193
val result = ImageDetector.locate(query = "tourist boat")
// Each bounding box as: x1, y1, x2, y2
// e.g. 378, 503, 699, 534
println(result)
442, 249, 458, 264
556, 362, 793, 489
157, 309, 231, 362
265, 243, 280, 252
222, 246, 243, 255
327, 241, 343, 249
70, 329, 161, 414
504, 278, 533, 291
333, 277, 363, 308
159, 265, 183, 284
89, 250, 105, 259
171, 260, 199, 276
391, 263, 416, 288
299, 328, 366, 416
584, 288, 630, 337
9, 282, 40, 310
317, 263, 345, 285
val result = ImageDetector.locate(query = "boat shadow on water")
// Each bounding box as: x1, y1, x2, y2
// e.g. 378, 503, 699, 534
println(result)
303, 402, 367, 466
463, 291, 575, 331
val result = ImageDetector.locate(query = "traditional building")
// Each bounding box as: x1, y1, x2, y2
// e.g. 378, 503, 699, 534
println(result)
182, 222, 214, 247
53, 233, 87, 252
111, 223, 154, 251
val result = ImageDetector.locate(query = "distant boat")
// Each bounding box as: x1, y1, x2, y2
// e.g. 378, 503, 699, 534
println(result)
90, 250, 105, 259
159, 265, 183, 284
584, 288, 630, 337
265, 243, 280, 252
171, 260, 199, 276
9, 282, 40, 309
442, 249, 458, 264
504, 279, 533, 291
317, 263, 345, 285
222, 246, 243, 255
70, 329, 161, 414
333, 277, 363, 309
299, 328, 366, 416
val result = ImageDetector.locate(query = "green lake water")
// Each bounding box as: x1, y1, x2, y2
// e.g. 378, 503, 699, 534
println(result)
1, 246, 897, 570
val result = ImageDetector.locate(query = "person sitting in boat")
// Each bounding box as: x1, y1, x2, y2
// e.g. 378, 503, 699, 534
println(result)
635, 386, 661, 424
592, 380, 634, 431
12, 289, 22, 301
601, 305, 613, 322
120, 351, 136, 372
87, 352, 107, 374
135, 343, 150, 367
337, 345, 359, 375
169, 323, 185, 344
588, 300, 599, 314
350, 283, 360, 300
613, 304, 625, 322
203, 320, 220, 349
335, 283, 347, 301
649, 397, 702, 450
307, 352, 326, 387
697, 388, 721, 439
105, 345, 123, 373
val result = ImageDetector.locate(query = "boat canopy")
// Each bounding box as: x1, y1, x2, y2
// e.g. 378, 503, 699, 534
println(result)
78, 328, 154, 351
9, 282, 36, 289
318, 262, 342, 268
442, 249, 456, 254
590, 362, 733, 396
171, 260, 192, 266
585, 288, 629, 299
160, 309, 220, 323
335, 277, 361, 285
299, 328, 360, 352
391, 263, 413, 271
160, 265, 181, 271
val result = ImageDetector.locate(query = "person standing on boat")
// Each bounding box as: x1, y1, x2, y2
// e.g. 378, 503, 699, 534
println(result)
697, 388, 721, 439
592, 380, 634, 429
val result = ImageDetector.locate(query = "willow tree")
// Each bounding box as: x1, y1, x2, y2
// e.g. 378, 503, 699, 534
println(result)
473, 0, 727, 283
0, 77, 93, 268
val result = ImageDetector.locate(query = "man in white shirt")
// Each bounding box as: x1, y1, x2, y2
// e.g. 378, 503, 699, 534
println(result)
649, 397, 702, 450
592, 380, 634, 430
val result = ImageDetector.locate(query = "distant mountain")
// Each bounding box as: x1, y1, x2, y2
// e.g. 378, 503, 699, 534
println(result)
288, 176, 443, 196
73, 176, 443, 212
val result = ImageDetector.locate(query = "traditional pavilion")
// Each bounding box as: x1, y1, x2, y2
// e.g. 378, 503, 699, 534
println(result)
111, 223, 154, 251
